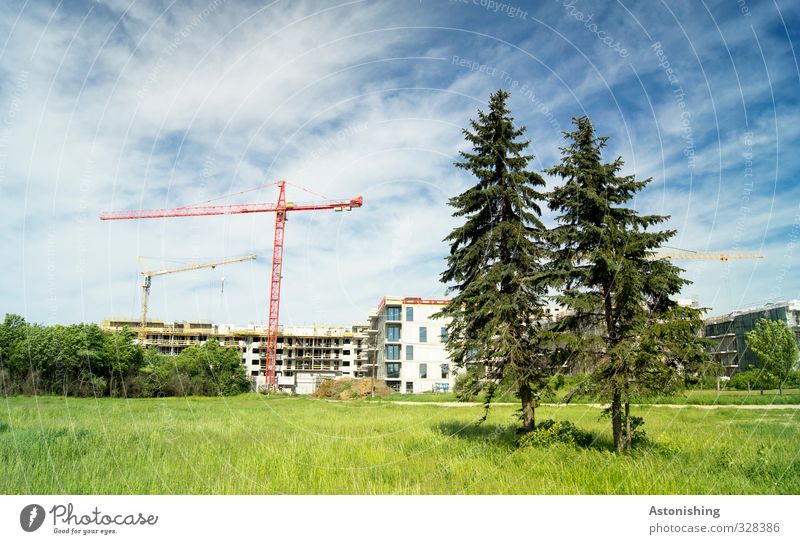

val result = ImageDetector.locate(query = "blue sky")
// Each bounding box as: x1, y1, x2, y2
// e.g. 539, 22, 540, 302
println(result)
1, 0, 798, 327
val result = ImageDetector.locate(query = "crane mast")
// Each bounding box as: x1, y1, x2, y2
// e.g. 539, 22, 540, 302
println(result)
265, 182, 287, 388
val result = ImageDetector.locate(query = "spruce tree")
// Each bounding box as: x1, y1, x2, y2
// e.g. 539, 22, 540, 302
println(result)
546, 115, 707, 451
437, 90, 549, 431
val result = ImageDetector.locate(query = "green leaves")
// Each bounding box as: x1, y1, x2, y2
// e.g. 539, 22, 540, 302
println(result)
746, 319, 799, 393
0, 316, 248, 398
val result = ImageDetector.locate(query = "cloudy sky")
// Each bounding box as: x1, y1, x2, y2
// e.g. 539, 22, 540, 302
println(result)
1, 0, 798, 327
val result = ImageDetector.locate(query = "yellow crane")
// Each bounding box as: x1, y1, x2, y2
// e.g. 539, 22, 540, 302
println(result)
137, 254, 256, 343
647, 250, 764, 261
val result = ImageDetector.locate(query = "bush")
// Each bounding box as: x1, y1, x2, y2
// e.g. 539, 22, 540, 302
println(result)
728, 369, 779, 391
518, 419, 593, 448
783, 369, 800, 389
312, 378, 393, 399
549, 373, 565, 391
622, 415, 647, 446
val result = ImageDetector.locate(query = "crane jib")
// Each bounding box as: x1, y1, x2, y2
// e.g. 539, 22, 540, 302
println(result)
99, 197, 363, 220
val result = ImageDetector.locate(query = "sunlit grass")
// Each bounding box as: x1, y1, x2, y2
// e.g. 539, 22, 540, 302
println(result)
377, 388, 800, 405
1, 394, 798, 494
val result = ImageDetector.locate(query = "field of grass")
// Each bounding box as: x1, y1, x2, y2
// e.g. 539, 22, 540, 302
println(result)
377, 388, 800, 405
643, 388, 800, 405
2, 394, 799, 494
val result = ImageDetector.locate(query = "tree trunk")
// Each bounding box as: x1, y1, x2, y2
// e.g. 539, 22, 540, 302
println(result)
611, 386, 623, 452
519, 381, 535, 431
624, 398, 631, 454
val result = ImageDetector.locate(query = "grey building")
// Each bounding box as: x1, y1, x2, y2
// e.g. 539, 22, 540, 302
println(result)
703, 300, 800, 375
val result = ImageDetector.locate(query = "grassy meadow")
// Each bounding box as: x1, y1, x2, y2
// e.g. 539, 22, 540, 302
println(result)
376, 388, 800, 405
1, 394, 799, 494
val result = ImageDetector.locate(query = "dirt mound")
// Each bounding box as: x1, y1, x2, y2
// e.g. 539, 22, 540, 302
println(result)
312, 377, 393, 400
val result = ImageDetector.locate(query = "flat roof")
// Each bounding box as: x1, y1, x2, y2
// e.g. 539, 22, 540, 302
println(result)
704, 300, 800, 325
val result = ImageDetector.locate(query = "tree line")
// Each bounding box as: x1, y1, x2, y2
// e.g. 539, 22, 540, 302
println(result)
437, 89, 713, 453
0, 314, 250, 397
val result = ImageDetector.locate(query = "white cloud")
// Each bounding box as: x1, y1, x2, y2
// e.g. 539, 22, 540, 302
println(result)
0, 0, 797, 326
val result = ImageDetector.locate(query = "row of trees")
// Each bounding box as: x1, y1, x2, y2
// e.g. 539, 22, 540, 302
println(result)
0, 314, 250, 397
437, 90, 711, 452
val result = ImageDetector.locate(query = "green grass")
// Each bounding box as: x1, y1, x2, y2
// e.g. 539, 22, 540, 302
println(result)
643, 388, 800, 405
1, 394, 799, 494
377, 388, 800, 406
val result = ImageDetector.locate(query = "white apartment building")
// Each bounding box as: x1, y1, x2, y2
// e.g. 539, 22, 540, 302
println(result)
368, 296, 457, 394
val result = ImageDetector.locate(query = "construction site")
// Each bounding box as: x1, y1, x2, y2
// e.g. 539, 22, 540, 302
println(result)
98, 200, 773, 395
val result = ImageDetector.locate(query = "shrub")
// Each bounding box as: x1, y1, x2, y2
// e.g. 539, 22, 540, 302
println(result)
518, 419, 593, 448
549, 373, 566, 391
622, 415, 646, 446
780, 369, 800, 389
727, 369, 779, 391
312, 378, 393, 399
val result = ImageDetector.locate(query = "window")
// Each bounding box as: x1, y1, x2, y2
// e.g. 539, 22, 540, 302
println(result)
406, 306, 414, 321
250, 370, 259, 376
386, 324, 401, 341
386, 345, 401, 360
406, 381, 414, 393
440, 327, 448, 342
386, 362, 400, 379
343, 350, 350, 355
419, 326, 427, 342
344, 338, 351, 344
406, 345, 414, 360
441, 363, 450, 379
386, 306, 401, 321
419, 363, 427, 379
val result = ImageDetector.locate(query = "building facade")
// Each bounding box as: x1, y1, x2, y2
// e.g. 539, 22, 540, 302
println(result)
703, 300, 800, 375
368, 296, 456, 394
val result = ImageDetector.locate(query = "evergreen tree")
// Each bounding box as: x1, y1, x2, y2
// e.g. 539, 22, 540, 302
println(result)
546, 115, 708, 451
437, 90, 550, 431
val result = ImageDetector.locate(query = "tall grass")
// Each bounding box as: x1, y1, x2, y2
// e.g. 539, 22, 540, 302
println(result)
377, 388, 800, 405
1, 394, 798, 494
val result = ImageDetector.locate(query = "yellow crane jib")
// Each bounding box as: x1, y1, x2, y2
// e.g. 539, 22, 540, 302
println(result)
136, 254, 257, 343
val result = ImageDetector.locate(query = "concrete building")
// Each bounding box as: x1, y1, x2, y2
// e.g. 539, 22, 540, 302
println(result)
367, 296, 457, 394
101, 319, 370, 394
703, 300, 800, 375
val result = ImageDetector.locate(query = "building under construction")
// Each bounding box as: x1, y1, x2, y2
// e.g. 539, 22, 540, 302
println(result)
703, 300, 800, 375
101, 319, 371, 394
102, 295, 463, 395
103, 293, 771, 395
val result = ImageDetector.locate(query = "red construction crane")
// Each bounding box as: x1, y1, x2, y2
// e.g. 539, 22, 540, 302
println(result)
100, 180, 363, 389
